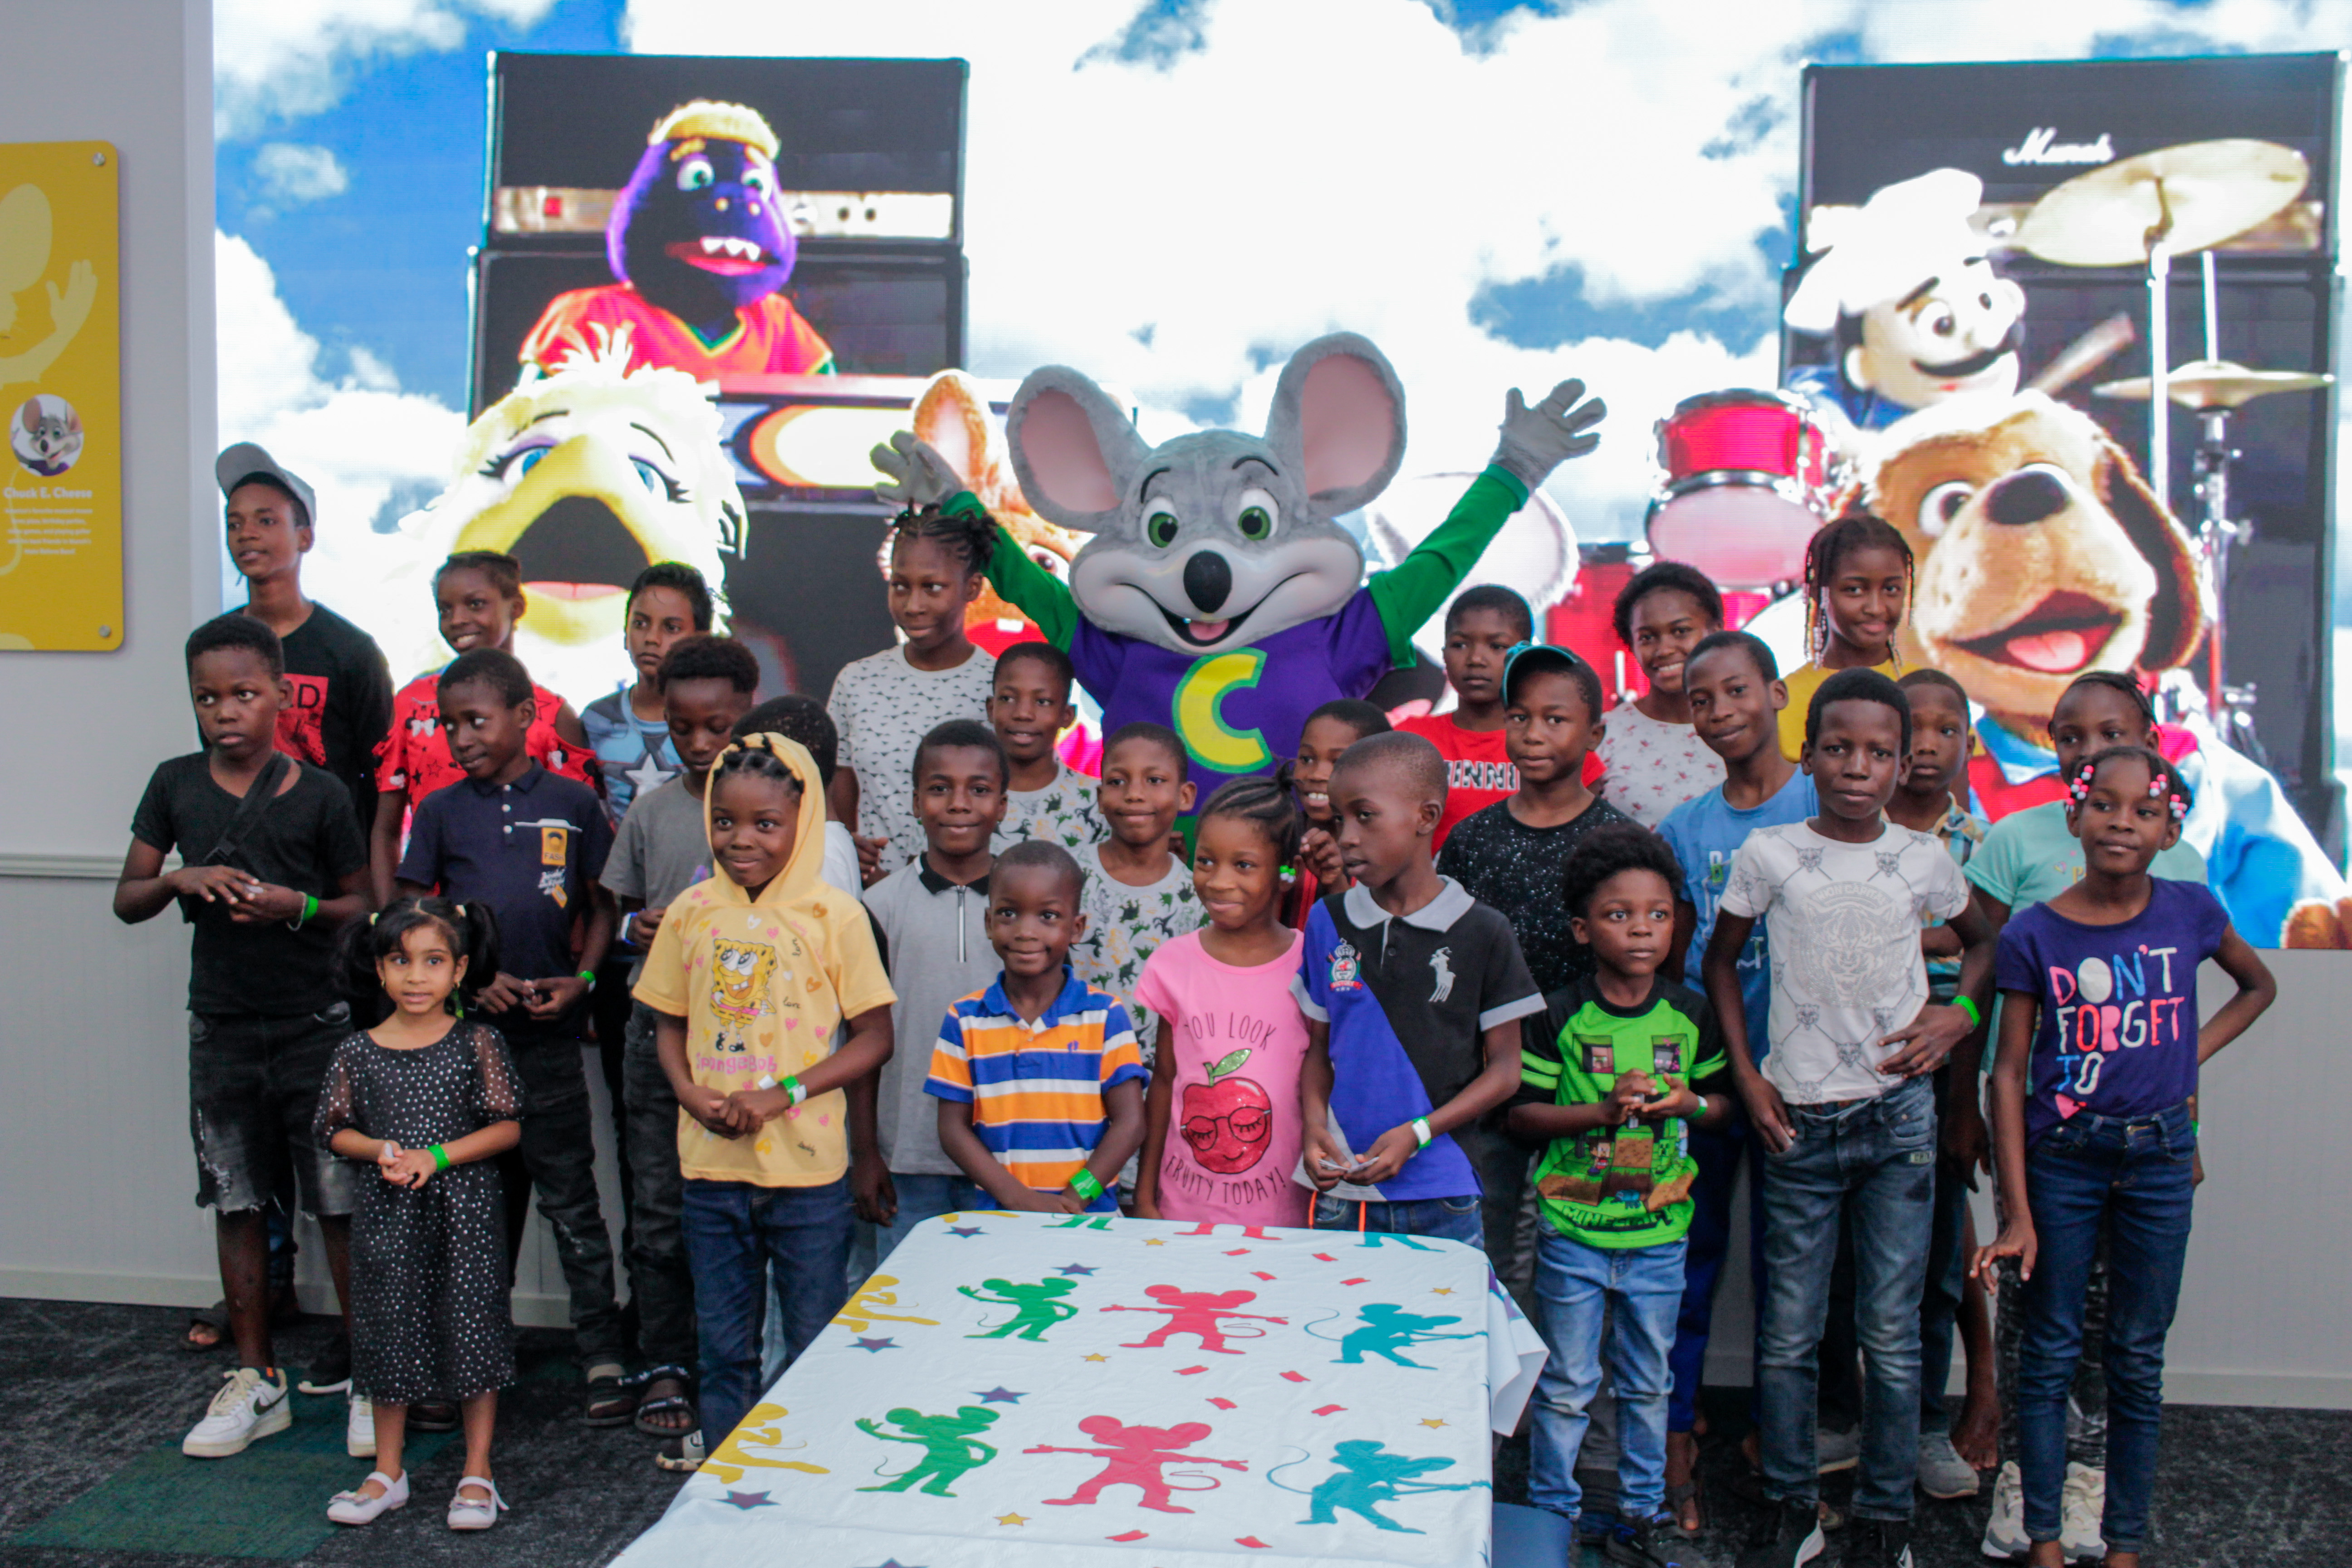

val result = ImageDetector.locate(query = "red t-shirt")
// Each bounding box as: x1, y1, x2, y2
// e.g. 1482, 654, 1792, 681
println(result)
519, 284, 834, 379
1394, 713, 1606, 851
376, 671, 593, 808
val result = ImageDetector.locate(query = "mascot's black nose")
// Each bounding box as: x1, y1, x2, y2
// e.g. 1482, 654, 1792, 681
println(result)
1184, 550, 1233, 613
1984, 468, 2071, 527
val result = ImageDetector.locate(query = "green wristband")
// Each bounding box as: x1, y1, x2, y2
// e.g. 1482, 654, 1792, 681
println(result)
430, 1143, 451, 1173
578, 969, 595, 984
1954, 995, 1981, 1028
1068, 1168, 1107, 1203
781, 1074, 807, 1107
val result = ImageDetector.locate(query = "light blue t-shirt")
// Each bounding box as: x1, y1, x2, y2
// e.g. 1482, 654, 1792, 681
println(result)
582, 686, 681, 825
1657, 769, 1818, 1061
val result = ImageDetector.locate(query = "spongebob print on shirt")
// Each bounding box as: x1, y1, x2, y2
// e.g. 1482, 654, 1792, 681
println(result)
709, 935, 780, 1053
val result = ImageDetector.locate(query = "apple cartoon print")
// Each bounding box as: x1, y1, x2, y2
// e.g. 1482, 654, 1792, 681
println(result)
1183, 1048, 1274, 1175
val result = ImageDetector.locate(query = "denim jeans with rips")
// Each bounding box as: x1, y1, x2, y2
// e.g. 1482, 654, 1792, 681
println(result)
682, 1176, 855, 1447
2017, 1103, 2194, 1557
1527, 1233, 1686, 1524
1755, 1072, 1935, 1523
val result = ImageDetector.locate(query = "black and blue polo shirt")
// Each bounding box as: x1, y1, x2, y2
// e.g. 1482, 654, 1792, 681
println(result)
1291, 878, 1544, 1201
398, 762, 613, 986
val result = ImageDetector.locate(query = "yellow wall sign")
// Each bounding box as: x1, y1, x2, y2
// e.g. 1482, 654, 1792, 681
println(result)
0, 142, 120, 651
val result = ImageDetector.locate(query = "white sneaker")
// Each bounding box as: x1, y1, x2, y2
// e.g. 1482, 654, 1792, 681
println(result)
347, 1394, 375, 1458
1980, 1460, 2029, 1558
1916, 1431, 1980, 1500
2060, 1463, 2107, 1561
182, 1367, 292, 1458
326, 1469, 409, 1525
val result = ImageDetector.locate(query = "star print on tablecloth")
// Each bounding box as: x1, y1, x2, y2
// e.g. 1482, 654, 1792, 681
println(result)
1055, 1263, 1098, 1276
994, 1512, 1029, 1526
1420, 1417, 1449, 1428
721, 1490, 774, 1509
1142, 1237, 1168, 1246
853, 1337, 898, 1352
947, 1225, 984, 1238
1430, 1286, 1456, 1295
974, 1387, 1026, 1404
1081, 1353, 1109, 1362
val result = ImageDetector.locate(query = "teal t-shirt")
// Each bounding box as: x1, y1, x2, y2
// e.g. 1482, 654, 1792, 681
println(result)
1966, 799, 2210, 1068
1511, 976, 1728, 1250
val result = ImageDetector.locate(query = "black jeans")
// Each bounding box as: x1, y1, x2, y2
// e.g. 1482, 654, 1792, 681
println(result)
188, 1004, 355, 1218
621, 1000, 697, 1372
493, 1021, 625, 1364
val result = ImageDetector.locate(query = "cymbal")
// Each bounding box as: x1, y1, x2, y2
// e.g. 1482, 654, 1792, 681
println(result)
2092, 358, 2334, 409
2015, 139, 2308, 266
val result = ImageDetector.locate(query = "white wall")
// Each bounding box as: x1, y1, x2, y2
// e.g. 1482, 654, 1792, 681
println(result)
0, 0, 2345, 1402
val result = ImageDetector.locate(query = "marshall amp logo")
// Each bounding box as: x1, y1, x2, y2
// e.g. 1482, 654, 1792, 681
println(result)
2002, 127, 2116, 167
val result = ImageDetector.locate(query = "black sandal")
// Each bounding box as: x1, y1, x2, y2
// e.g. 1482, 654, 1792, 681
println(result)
584, 1363, 635, 1427
633, 1365, 697, 1436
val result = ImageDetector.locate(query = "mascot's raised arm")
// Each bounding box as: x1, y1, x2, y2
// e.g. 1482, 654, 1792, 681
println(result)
872, 333, 1603, 800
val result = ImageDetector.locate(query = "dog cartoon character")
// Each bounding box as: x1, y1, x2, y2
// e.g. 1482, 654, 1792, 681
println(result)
1862, 391, 2346, 944
520, 100, 830, 380
874, 333, 1605, 802
0, 183, 98, 389
10, 393, 80, 476
361, 332, 746, 703
1784, 168, 2025, 443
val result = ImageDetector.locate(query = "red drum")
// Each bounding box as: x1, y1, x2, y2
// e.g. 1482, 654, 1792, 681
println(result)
1645, 389, 1833, 587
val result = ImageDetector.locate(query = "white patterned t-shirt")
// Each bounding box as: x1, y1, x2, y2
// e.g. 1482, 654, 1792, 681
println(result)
1596, 700, 1725, 829
993, 763, 1107, 856
1718, 819, 1969, 1104
1071, 841, 1202, 1068
827, 644, 996, 877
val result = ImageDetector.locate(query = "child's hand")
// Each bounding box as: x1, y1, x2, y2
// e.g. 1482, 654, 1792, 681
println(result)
1970, 1219, 2037, 1287
1298, 828, 1344, 887
1737, 1073, 1798, 1154
522, 974, 588, 1018
226, 881, 306, 924
1130, 1192, 1162, 1221
1878, 1003, 1972, 1078
681, 1084, 745, 1137
377, 1140, 403, 1168
1606, 1073, 1655, 1125
855, 835, 888, 885
1302, 1124, 1353, 1192
1636, 1074, 1698, 1122
381, 1147, 436, 1188
729, 1087, 794, 1125
1351, 1124, 1423, 1187
627, 906, 666, 948
852, 1152, 896, 1225
475, 972, 529, 1014
1004, 1187, 1081, 1215
172, 864, 264, 906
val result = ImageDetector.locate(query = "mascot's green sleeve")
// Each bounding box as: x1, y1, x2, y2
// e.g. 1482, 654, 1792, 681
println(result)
962, 467, 1527, 794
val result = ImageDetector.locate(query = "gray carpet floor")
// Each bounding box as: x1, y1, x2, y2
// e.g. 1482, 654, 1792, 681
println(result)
3, 1297, 2345, 1566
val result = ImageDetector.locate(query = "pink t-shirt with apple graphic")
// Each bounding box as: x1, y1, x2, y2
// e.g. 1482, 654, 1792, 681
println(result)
1133, 928, 1312, 1229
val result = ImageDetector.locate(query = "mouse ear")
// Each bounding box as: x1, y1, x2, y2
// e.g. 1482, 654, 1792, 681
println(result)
1265, 333, 1406, 515
1006, 366, 1147, 532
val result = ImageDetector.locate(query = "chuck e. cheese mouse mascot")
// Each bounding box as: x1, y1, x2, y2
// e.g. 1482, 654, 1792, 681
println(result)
870, 333, 1606, 805
1861, 390, 2347, 946
1784, 168, 2025, 445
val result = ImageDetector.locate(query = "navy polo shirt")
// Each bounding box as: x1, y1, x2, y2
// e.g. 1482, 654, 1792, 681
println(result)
398, 762, 612, 985
1292, 878, 1544, 1201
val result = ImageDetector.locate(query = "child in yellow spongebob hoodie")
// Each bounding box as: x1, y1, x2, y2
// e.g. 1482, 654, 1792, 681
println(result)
636, 734, 895, 1465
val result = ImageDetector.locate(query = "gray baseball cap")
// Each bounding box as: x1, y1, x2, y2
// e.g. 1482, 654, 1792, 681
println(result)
216, 441, 317, 523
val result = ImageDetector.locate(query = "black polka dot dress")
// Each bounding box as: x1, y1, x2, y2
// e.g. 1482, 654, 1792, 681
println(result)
314, 1023, 521, 1405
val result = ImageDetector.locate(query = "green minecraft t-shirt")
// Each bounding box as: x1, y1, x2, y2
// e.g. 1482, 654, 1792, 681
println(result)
1511, 975, 1728, 1250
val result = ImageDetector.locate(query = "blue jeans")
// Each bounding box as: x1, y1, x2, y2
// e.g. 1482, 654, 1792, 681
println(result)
1667, 1119, 1766, 1431
1528, 1233, 1686, 1522
1756, 1074, 1935, 1522
1312, 1191, 1486, 1248
681, 1177, 854, 1447
2018, 1104, 2195, 1555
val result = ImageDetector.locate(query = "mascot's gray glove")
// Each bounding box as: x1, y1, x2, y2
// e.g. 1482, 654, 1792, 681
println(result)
1488, 378, 1606, 491
870, 430, 965, 511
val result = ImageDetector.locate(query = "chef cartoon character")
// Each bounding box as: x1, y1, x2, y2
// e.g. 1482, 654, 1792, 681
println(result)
708, 934, 780, 1053
1784, 168, 2026, 444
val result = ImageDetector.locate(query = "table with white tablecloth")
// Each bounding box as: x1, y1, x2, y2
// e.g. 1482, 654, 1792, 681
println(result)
616, 1209, 1548, 1568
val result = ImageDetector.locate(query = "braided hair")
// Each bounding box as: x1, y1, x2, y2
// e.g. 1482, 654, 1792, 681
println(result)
889, 500, 996, 578
712, 733, 804, 794
1198, 772, 1306, 871
1801, 511, 1913, 666
2065, 744, 2192, 824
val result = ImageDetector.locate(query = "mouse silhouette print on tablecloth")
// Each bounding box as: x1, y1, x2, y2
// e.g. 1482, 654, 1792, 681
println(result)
1100, 1284, 1286, 1353
958, 1276, 1081, 1342
853, 1405, 1000, 1497
1026, 1416, 1249, 1513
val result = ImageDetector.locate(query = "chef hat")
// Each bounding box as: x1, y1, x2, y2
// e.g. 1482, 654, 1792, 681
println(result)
1784, 168, 1989, 336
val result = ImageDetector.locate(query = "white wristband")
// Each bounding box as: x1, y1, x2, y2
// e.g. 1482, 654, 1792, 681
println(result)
1411, 1116, 1433, 1149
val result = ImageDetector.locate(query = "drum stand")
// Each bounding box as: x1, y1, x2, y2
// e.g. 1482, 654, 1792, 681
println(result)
2190, 406, 2267, 765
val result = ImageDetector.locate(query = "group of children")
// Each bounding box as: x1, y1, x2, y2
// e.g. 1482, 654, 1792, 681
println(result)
128, 447, 2274, 1567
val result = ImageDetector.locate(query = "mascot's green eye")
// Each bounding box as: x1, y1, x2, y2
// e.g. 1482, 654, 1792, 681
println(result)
677, 157, 715, 193
1146, 510, 1179, 549
1237, 506, 1272, 541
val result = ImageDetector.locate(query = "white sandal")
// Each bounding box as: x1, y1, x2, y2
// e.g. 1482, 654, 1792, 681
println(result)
446, 1475, 508, 1531
326, 1470, 408, 1525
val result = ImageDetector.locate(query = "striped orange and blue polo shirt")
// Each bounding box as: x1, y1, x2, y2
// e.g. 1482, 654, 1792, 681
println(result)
925, 968, 1146, 1211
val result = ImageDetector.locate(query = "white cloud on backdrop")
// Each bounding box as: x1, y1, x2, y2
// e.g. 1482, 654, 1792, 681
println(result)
212, 0, 2352, 555
250, 143, 350, 204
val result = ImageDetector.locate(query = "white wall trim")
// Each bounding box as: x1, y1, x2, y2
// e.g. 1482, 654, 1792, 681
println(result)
0, 853, 139, 880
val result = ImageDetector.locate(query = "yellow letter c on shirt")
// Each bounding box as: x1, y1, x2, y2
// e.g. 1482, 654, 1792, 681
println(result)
1173, 649, 1269, 775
